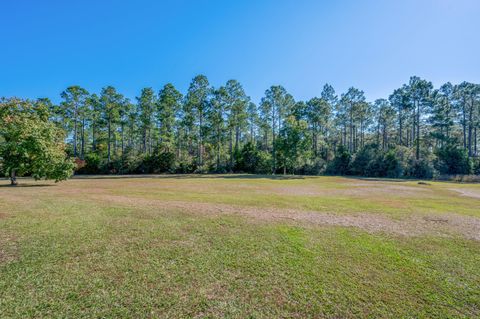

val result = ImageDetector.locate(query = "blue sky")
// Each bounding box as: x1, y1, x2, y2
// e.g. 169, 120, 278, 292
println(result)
1, 0, 479, 104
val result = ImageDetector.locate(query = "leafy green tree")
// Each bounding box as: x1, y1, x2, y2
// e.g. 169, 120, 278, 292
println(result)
0, 98, 74, 185
276, 115, 310, 174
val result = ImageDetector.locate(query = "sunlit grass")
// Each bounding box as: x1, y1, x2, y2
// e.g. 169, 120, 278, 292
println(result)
0, 175, 479, 318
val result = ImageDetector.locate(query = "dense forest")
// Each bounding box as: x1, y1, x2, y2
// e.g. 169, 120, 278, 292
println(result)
2, 75, 480, 179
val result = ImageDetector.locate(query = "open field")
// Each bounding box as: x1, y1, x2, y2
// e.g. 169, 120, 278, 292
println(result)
1, 175, 479, 318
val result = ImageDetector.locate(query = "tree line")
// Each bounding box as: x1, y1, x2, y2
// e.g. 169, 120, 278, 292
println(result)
2, 75, 480, 179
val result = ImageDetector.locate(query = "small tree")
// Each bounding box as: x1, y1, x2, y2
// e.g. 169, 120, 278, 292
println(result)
0, 98, 74, 185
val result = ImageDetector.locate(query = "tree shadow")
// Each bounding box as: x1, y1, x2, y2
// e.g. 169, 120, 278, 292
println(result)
0, 183, 55, 188
73, 174, 306, 181
342, 176, 418, 183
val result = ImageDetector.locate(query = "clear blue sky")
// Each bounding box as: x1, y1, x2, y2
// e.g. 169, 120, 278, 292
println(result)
1, 0, 479, 104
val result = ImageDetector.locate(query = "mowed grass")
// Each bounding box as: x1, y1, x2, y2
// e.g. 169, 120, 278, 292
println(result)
0, 175, 479, 318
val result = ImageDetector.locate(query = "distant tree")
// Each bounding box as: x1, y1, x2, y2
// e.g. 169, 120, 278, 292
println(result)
0, 98, 74, 185
339, 87, 366, 153
261, 85, 295, 173
306, 97, 330, 157
225, 80, 249, 168
137, 88, 156, 154
87, 94, 103, 153
209, 87, 228, 171
60, 86, 89, 158
374, 99, 396, 150
430, 83, 456, 148
276, 115, 310, 174
100, 86, 123, 163
389, 87, 410, 146
405, 76, 433, 160
185, 75, 211, 166
119, 98, 134, 156
158, 83, 182, 151
246, 102, 258, 143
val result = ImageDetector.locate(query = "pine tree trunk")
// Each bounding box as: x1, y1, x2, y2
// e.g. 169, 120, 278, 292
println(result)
416, 101, 420, 160
108, 120, 111, 163
73, 110, 78, 158
81, 118, 85, 159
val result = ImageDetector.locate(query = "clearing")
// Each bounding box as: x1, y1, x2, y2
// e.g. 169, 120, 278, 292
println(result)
0, 175, 479, 318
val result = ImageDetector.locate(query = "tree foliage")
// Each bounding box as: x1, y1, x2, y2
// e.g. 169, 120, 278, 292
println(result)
0, 98, 74, 185
2, 75, 480, 180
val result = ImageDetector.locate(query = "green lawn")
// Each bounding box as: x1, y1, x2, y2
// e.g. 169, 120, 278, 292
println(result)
0, 175, 479, 318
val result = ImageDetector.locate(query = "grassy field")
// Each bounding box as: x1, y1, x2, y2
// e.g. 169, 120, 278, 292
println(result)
1, 175, 479, 318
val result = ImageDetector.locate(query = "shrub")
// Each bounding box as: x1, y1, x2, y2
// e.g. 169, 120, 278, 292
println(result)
140, 147, 176, 173
77, 153, 102, 174
472, 158, 480, 175
383, 149, 403, 178
434, 144, 471, 175
350, 144, 382, 176
326, 146, 351, 175
407, 158, 434, 179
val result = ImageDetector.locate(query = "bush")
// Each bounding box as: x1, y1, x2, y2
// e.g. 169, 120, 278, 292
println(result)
407, 158, 434, 179
140, 147, 176, 173
298, 158, 326, 175
326, 146, 351, 175
350, 144, 382, 176
435, 144, 471, 175
236, 142, 259, 173
77, 153, 102, 174
474, 158, 480, 175
175, 159, 196, 174
255, 150, 273, 174
383, 149, 403, 178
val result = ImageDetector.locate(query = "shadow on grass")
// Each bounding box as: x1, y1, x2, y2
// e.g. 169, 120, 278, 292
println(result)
0, 184, 55, 188
73, 174, 306, 181
342, 176, 418, 183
